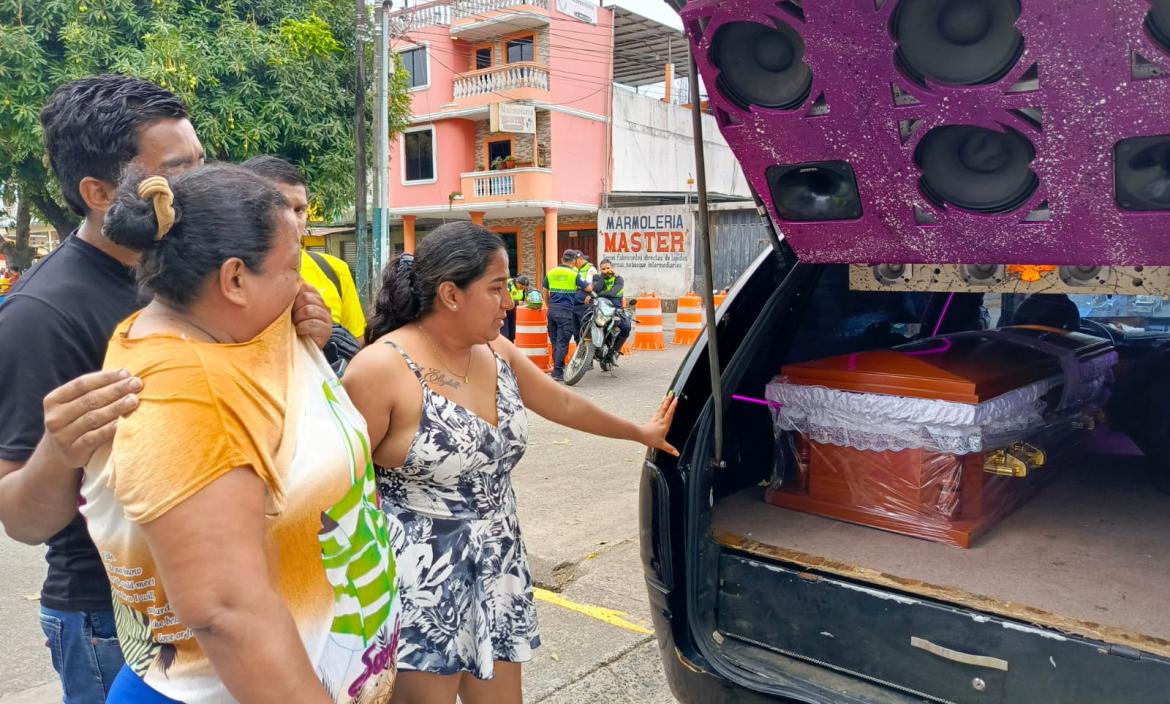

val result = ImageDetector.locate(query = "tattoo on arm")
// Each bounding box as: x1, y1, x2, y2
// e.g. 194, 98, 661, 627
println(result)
423, 368, 462, 391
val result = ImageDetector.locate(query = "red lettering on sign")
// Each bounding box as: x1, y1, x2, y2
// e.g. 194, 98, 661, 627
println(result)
672, 231, 685, 252
630, 232, 642, 253
604, 232, 619, 252
656, 232, 669, 252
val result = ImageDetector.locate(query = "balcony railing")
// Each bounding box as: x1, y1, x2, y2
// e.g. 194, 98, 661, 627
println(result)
472, 173, 517, 198
453, 0, 549, 19
390, 0, 452, 30
461, 167, 553, 203
453, 63, 549, 100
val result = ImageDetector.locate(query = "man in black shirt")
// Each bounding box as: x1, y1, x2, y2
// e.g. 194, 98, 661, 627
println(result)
0, 75, 333, 701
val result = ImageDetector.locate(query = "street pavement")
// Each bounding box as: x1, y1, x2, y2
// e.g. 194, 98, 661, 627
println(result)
0, 320, 690, 703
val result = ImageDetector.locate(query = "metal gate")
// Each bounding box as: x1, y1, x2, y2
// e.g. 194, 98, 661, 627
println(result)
694, 208, 773, 292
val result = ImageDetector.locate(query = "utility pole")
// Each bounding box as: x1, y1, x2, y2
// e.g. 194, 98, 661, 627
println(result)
374, 1, 392, 273
355, 0, 371, 303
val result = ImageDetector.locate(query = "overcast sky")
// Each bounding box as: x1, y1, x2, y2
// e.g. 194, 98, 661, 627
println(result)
605, 0, 683, 29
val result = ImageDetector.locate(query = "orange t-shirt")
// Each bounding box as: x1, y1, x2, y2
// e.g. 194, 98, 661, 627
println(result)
83, 311, 399, 703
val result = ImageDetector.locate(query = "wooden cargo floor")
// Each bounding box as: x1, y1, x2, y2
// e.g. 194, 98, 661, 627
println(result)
712, 445, 1170, 657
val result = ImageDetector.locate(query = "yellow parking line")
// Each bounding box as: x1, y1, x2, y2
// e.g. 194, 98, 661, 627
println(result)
534, 587, 654, 636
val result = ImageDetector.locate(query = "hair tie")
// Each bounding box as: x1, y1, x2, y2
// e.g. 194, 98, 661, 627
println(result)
137, 176, 176, 240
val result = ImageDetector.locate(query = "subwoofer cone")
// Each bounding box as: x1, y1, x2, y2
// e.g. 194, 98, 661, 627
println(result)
915, 125, 1039, 213
891, 0, 1025, 86
1147, 0, 1170, 54
766, 161, 863, 221
1115, 135, 1170, 211
711, 20, 813, 110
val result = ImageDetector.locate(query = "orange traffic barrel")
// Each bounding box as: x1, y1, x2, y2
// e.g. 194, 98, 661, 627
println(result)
633, 293, 667, 351
714, 290, 728, 309
565, 340, 577, 365
516, 306, 552, 372
672, 292, 703, 345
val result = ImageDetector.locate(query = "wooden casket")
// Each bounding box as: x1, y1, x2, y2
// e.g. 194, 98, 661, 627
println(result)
764, 327, 1117, 547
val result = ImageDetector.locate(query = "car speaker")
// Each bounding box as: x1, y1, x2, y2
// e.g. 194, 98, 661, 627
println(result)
683, 0, 1170, 264
915, 125, 1039, 213
711, 20, 813, 110
960, 264, 1005, 284
1147, 0, 1170, 54
873, 264, 912, 285
1059, 265, 1109, 286
1115, 135, 1170, 211
891, 0, 1025, 86
765, 161, 863, 221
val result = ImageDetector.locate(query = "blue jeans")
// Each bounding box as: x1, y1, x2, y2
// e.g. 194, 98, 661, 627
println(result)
39, 606, 124, 703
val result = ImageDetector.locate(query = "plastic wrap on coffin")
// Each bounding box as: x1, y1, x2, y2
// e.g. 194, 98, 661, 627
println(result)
763, 328, 1118, 548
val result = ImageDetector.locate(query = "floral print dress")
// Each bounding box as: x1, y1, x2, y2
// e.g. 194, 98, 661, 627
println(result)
376, 341, 539, 679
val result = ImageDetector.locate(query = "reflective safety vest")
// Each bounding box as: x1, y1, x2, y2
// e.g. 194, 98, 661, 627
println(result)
508, 279, 525, 302
546, 265, 581, 308
601, 275, 623, 297
578, 264, 598, 285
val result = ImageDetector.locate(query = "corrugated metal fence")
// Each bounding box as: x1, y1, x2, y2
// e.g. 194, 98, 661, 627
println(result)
693, 208, 773, 293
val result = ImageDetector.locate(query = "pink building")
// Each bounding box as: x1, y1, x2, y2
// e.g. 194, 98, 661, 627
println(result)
385, 1, 732, 283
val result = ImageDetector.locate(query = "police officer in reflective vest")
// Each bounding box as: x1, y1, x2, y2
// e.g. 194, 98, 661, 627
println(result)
572, 251, 599, 342
502, 275, 531, 341
544, 251, 588, 381
592, 258, 632, 358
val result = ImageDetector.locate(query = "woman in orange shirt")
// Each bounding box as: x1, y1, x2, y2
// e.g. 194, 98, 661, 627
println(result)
84, 164, 400, 703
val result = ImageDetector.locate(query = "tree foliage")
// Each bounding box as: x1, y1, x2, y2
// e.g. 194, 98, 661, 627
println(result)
0, 0, 413, 241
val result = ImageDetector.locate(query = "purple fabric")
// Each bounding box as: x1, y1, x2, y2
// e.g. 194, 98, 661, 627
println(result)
681, 1, 1170, 264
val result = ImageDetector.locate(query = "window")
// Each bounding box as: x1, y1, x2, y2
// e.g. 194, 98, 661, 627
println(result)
506, 36, 534, 64
400, 46, 428, 89
403, 128, 435, 183
488, 139, 512, 165
474, 46, 493, 70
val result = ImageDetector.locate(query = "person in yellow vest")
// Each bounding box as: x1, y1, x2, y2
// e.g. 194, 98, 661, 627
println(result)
571, 251, 598, 343
502, 275, 532, 341
544, 251, 589, 381
242, 156, 366, 342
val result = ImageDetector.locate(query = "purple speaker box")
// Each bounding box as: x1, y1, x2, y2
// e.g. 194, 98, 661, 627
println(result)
682, 0, 1170, 265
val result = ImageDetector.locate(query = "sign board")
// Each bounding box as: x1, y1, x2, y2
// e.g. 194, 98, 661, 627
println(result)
490, 103, 536, 134
598, 205, 694, 299
556, 0, 598, 24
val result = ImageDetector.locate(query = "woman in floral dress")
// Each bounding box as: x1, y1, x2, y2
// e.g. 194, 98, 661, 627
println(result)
343, 223, 677, 704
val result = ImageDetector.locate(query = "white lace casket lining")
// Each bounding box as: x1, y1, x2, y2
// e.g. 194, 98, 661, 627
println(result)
764, 351, 1118, 455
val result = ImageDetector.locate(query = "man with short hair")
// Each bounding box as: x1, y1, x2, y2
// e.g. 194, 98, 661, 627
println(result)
0, 76, 333, 701
593, 258, 632, 359
241, 156, 366, 342
543, 251, 588, 381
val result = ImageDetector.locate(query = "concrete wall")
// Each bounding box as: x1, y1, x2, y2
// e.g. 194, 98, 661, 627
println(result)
610, 89, 751, 198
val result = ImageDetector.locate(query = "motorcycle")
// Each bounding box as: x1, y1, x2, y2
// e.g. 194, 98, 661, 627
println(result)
564, 297, 624, 386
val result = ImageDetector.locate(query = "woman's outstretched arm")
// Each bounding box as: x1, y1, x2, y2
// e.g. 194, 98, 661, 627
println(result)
494, 336, 678, 456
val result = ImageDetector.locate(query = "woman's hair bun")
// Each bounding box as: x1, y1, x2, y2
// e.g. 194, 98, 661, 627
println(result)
103, 174, 182, 252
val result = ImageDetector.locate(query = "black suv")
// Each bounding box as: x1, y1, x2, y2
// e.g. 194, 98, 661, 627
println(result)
640, 242, 1170, 703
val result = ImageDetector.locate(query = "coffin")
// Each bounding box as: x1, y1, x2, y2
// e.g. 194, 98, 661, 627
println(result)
764, 327, 1118, 547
